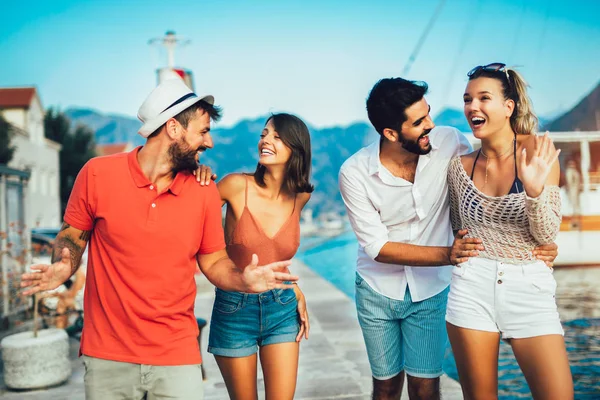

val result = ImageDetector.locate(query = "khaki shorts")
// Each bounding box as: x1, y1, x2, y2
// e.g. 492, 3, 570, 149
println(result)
83, 355, 203, 400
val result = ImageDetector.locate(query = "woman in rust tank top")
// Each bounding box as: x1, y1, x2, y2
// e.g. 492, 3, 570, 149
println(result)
207, 113, 313, 400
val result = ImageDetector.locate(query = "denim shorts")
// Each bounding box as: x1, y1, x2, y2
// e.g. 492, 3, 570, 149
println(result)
355, 272, 449, 380
207, 287, 300, 358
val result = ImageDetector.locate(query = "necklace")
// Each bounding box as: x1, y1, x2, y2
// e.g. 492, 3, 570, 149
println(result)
479, 139, 515, 188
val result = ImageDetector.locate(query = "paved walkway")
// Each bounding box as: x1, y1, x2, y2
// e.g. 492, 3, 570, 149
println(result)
0, 260, 463, 399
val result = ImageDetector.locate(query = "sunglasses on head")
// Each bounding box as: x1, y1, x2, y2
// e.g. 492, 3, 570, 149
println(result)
467, 62, 510, 83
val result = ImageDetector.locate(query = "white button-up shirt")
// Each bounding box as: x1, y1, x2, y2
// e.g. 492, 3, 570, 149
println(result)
339, 126, 472, 301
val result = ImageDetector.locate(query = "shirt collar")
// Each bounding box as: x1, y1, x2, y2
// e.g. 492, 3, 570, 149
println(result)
168, 172, 188, 196
127, 146, 189, 196
366, 138, 440, 188
367, 140, 381, 176
128, 147, 151, 188
417, 133, 439, 170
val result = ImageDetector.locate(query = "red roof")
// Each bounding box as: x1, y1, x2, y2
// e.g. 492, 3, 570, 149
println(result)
96, 143, 130, 156
0, 87, 36, 109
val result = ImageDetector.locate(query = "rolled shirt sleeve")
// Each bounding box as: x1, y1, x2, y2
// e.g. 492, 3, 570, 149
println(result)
339, 167, 389, 260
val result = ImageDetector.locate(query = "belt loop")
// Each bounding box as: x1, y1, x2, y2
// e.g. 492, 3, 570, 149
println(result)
242, 293, 248, 307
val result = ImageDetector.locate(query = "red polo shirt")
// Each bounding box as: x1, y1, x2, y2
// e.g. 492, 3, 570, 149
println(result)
64, 147, 225, 365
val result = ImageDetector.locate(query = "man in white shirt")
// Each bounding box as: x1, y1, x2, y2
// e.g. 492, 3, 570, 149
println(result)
339, 78, 557, 400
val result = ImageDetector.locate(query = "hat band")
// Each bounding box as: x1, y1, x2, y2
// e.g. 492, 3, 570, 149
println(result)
162, 93, 198, 112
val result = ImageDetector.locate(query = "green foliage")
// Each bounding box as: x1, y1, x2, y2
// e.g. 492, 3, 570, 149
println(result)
44, 108, 71, 144
44, 108, 97, 214
0, 114, 16, 165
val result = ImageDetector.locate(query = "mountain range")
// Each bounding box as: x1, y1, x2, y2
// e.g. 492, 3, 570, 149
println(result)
543, 82, 600, 132
64, 108, 378, 215
63, 82, 599, 215
62, 107, 483, 215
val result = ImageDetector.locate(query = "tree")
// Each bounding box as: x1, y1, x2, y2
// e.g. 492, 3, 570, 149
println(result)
0, 114, 16, 165
60, 125, 97, 213
44, 108, 97, 214
44, 108, 71, 144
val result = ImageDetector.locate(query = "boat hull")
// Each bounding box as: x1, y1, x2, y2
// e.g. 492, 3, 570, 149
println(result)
555, 217, 600, 266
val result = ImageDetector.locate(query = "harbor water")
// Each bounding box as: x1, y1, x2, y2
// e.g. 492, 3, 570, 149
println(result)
298, 231, 600, 400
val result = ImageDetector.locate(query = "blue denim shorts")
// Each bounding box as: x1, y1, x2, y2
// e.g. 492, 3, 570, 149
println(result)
355, 272, 449, 380
207, 287, 300, 358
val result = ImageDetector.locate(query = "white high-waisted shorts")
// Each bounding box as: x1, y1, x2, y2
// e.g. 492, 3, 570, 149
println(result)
446, 257, 564, 339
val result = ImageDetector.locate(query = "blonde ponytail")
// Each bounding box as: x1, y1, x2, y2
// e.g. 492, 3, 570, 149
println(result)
507, 69, 538, 135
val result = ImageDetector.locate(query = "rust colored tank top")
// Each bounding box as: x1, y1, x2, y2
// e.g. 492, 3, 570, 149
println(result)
226, 177, 301, 270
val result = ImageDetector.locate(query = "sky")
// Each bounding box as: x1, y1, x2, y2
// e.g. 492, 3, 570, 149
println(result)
1, 0, 599, 128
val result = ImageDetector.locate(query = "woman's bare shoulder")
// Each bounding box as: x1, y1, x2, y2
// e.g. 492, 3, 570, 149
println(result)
297, 192, 312, 209
516, 133, 536, 151
218, 173, 249, 199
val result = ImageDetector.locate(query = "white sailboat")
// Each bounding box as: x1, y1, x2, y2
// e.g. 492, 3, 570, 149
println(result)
551, 131, 600, 266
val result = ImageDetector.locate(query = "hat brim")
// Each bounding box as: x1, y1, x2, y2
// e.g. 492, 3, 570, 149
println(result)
138, 94, 214, 138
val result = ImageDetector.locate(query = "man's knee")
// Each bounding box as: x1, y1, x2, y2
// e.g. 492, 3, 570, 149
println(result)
406, 376, 440, 400
372, 372, 404, 400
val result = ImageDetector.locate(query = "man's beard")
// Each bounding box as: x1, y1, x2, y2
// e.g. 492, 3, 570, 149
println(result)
399, 129, 432, 155
168, 138, 205, 174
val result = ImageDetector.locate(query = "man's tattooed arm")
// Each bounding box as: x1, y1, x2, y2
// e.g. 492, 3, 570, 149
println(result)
50, 222, 92, 276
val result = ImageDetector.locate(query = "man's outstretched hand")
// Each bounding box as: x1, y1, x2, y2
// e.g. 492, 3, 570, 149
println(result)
20, 248, 73, 296
242, 254, 298, 292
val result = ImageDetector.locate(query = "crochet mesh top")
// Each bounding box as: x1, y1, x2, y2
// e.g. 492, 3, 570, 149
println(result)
447, 156, 562, 263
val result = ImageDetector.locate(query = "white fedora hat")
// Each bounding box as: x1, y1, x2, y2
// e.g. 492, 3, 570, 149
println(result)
137, 79, 214, 138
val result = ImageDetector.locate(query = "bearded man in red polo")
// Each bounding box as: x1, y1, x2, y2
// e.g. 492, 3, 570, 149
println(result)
21, 79, 298, 400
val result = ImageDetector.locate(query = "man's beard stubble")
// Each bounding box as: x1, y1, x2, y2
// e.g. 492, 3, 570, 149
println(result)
399, 128, 432, 155
168, 138, 206, 175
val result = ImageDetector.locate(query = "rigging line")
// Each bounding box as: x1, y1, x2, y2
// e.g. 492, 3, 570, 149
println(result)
441, 0, 482, 106
533, 0, 553, 70
401, 0, 447, 77
509, 0, 527, 59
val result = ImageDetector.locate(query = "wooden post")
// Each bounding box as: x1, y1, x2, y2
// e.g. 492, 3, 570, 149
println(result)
33, 293, 39, 338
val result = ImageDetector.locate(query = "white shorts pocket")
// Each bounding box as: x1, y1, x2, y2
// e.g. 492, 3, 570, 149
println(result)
451, 260, 470, 278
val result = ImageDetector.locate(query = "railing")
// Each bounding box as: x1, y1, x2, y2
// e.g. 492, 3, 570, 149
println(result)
0, 166, 31, 320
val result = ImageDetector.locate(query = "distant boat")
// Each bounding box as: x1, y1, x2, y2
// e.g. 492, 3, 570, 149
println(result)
466, 131, 600, 267
300, 209, 319, 237
301, 209, 346, 237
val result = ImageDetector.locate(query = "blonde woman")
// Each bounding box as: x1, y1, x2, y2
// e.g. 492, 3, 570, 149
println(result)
446, 63, 573, 399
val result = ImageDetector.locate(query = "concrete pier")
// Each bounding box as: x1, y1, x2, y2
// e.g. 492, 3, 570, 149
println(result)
0, 260, 463, 399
